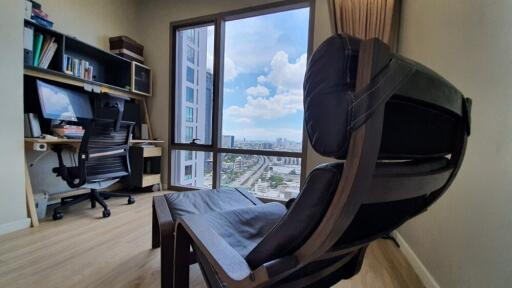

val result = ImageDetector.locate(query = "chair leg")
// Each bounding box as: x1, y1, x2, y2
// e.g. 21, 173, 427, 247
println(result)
99, 191, 132, 198
53, 193, 91, 220
152, 200, 160, 249
99, 191, 135, 205
93, 193, 109, 210
54, 194, 91, 212
174, 225, 190, 288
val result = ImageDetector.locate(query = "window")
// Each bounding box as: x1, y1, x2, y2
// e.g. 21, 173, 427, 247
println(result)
186, 46, 195, 64
186, 29, 195, 43
186, 87, 194, 103
184, 165, 193, 180
185, 126, 194, 142
185, 151, 193, 161
186, 67, 195, 84
185, 107, 193, 122
171, 2, 311, 200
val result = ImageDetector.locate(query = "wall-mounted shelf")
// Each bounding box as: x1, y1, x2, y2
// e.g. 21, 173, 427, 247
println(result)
24, 19, 150, 97
24, 66, 142, 100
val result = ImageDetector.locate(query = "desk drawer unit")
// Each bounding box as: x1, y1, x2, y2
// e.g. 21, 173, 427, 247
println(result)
127, 145, 162, 190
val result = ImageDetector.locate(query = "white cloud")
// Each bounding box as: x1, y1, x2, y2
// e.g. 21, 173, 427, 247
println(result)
259, 51, 307, 91
224, 89, 302, 121
224, 51, 307, 123
224, 17, 282, 72
245, 85, 270, 97
223, 57, 240, 81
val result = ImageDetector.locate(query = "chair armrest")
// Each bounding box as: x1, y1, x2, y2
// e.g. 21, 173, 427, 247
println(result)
176, 215, 269, 287
153, 195, 174, 239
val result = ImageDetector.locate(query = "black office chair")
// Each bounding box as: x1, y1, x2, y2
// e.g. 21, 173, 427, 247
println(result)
52, 118, 136, 220
153, 34, 471, 288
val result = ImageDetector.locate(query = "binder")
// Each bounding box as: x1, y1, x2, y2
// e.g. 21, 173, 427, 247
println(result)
23, 24, 34, 66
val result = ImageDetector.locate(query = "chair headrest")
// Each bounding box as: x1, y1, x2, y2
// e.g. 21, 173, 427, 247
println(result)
304, 34, 470, 160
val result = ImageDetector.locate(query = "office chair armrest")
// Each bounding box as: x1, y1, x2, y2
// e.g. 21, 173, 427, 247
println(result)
175, 215, 270, 288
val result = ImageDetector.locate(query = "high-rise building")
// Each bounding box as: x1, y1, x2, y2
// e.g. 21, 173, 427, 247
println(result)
173, 27, 211, 187
222, 135, 235, 148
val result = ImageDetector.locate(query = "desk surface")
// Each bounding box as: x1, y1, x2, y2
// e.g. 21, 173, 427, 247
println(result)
25, 138, 164, 144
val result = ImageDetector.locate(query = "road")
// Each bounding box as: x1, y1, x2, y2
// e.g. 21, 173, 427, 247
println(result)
230, 155, 268, 187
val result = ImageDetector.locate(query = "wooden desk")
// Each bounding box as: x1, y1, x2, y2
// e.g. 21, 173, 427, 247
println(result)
25, 138, 164, 145
24, 138, 165, 227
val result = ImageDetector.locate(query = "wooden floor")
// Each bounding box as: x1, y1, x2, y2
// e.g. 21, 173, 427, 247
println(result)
0, 191, 424, 288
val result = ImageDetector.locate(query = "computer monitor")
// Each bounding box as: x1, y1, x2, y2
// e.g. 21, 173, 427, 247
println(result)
37, 80, 93, 121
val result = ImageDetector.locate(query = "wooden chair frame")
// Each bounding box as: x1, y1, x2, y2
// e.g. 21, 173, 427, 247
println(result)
152, 38, 469, 288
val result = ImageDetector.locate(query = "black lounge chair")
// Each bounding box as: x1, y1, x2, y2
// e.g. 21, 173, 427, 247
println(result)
153, 34, 471, 288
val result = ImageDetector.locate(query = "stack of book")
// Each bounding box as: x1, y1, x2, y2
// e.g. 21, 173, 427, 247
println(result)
32, 33, 58, 68
26, 0, 54, 28
64, 56, 94, 81
52, 125, 85, 139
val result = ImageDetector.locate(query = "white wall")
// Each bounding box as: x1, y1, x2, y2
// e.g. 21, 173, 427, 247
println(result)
136, 0, 333, 186
0, 1, 31, 234
38, 0, 140, 50
398, 0, 512, 287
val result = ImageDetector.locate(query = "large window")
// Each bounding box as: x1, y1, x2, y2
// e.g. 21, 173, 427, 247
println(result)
171, 2, 312, 200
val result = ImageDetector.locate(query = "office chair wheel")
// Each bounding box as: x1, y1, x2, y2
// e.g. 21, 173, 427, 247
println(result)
127, 197, 135, 205
53, 211, 64, 220
102, 209, 111, 218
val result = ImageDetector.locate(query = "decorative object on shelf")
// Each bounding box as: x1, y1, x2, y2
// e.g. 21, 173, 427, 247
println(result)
109, 35, 144, 63
132, 62, 152, 96
28, 0, 54, 28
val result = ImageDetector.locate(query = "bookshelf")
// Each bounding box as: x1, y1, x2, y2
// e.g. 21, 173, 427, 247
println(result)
24, 19, 137, 95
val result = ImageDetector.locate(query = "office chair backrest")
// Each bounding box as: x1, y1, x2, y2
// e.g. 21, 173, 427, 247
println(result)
244, 34, 470, 285
79, 118, 134, 182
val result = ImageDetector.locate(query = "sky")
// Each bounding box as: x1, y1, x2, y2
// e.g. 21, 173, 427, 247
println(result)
215, 8, 310, 143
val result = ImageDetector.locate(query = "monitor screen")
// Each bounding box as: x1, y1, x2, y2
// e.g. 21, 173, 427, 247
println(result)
37, 80, 93, 121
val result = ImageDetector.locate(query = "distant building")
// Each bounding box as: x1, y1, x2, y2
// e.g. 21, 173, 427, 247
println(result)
262, 142, 273, 150
222, 135, 235, 148
174, 26, 211, 187
254, 179, 269, 194
234, 157, 243, 170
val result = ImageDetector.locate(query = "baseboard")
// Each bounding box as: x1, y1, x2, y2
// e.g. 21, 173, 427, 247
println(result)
392, 231, 441, 288
0, 218, 31, 236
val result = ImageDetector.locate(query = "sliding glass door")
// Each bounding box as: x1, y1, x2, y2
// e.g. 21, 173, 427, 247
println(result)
170, 1, 313, 201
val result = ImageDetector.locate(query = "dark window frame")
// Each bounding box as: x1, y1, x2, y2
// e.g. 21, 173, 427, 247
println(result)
169, 0, 316, 194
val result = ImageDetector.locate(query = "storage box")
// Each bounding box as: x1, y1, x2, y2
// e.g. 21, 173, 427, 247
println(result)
109, 35, 144, 63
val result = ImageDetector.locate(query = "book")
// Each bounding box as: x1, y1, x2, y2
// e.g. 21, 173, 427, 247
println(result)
23, 24, 34, 65
40, 42, 57, 68
31, 15, 53, 28
32, 8, 48, 19
32, 33, 43, 66
64, 55, 73, 74
37, 36, 54, 66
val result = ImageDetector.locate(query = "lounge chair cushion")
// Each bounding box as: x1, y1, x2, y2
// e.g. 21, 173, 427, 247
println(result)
164, 187, 263, 222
